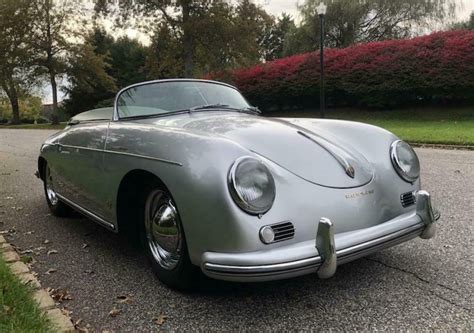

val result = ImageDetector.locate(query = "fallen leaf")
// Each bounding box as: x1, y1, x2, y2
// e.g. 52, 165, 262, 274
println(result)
82, 243, 89, 249
43, 239, 50, 244
116, 295, 133, 304
61, 308, 72, 316
20, 249, 33, 254
109, 308, 121, 317
154, 314, 168, 326
46, 268, 57, 274
47, 250, 58, 255
51, 289, 72, 302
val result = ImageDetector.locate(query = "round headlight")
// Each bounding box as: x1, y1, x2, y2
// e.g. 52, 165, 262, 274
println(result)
228, 156, 276, 215
390, 140, 420, 182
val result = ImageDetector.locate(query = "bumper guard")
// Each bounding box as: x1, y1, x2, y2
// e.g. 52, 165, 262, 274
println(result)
202, 190, 440, 281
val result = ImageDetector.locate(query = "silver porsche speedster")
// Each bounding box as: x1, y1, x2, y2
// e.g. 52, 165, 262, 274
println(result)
37, 79, 440, 289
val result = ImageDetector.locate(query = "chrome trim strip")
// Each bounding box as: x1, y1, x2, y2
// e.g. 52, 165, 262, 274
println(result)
204, 256, 322, 276
337, 224, 423, 264
104, 149, 183, 166
56, 193, 116, 231
56, 143, 182, 166
203, 223, 425, 277
297, 130, 356, 178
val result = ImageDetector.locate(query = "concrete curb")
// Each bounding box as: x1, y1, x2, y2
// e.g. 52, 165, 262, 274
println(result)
0, 235, 76, 332
409, 143, 474, 150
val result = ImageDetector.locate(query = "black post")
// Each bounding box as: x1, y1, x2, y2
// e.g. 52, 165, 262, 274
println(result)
319, 14, 325, 119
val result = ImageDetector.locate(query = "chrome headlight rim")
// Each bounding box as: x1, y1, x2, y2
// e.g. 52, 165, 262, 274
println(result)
390, 140, 420, 183
228, 156, 276, 215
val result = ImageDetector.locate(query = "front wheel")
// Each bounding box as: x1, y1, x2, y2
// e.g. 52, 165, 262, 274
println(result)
141, 187, 198, 290
43, 164, 71, 217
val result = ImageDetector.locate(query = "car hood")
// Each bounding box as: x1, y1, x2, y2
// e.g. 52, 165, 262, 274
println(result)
143, 113, 374, 188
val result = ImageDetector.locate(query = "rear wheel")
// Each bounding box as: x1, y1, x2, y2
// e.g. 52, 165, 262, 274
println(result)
141, 186, 198, 290
43, 164, 71, 217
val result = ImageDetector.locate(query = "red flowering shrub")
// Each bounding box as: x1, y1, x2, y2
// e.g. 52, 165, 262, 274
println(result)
207, 31, 474, 109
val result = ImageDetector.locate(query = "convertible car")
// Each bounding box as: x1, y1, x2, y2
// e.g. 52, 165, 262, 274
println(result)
37, 79, 440, 289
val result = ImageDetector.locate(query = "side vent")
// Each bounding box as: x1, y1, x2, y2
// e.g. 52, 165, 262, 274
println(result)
400, 191, 416, 207
271, 222, 295, 242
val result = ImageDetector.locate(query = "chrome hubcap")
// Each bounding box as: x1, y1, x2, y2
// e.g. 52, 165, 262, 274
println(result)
45, 167, 58, 206
145, 190, 181, 270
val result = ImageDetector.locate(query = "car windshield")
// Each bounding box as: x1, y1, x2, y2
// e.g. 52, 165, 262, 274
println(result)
116, 81, 252, 119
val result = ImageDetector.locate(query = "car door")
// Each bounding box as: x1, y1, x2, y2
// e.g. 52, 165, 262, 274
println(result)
56, 121, 110, 219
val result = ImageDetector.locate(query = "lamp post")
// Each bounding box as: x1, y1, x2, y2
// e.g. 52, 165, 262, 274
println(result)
316, 2, 327, 118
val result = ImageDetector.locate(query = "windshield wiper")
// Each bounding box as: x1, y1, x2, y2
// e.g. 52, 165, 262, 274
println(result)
190, 103, 230, 111
172, 104, 261, 115
191, 104, 261, 115
240, 106, 261, 114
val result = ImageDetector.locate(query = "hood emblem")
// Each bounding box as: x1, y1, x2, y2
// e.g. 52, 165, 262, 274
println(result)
345, 165, 355, 178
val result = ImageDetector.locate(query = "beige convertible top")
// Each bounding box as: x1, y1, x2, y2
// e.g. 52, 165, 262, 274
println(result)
70, 107, 113, 122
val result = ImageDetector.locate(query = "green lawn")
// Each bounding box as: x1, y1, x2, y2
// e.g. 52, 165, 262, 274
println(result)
270, 107, 474, 146
0, 258, 52, 332
0, 123, 67, 130
1, 107, 472, 145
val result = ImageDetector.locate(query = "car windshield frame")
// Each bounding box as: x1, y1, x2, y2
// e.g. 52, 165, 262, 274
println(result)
113, 79, 253, 121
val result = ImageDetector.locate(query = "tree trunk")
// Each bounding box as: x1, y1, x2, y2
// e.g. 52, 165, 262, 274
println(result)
50, 71, 59, 125
2, 79, 21, 124
181, 0, 194, 77
9, 89, 20, 125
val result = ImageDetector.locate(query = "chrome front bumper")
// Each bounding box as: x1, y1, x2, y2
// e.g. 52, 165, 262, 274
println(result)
201, 190, 440, 282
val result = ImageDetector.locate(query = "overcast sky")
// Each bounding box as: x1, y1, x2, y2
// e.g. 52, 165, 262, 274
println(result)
262, 0, 474, 20
43, 0, 474, 104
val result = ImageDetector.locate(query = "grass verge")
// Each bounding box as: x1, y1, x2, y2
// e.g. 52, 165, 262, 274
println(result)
0, 257, 51, 332
1, 107, 472, 145
270, 107, 474, 146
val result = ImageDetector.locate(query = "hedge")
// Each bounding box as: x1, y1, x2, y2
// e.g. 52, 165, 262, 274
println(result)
207, 31, 474, 110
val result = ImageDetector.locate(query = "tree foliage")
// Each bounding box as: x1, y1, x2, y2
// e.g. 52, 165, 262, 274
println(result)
96, 0, 281, 77
29, 0, 83, 124
0, 0, 36, 124
63, 29, 152, 116
63, 39, 117, 116
284, 0, 458, 55
0, 94, 42, 123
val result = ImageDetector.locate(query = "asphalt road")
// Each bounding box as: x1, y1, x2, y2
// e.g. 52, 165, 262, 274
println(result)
0, 129, 472, 331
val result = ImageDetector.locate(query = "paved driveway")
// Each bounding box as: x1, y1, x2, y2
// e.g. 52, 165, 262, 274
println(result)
0, 129, 472, 331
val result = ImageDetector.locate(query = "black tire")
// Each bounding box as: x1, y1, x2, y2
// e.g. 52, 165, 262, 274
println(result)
139, 182, 199, 290
43, 163, 71, 217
